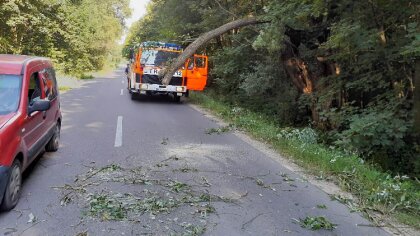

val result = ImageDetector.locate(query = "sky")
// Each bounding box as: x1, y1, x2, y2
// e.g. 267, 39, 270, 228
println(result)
120, 0, 150, 44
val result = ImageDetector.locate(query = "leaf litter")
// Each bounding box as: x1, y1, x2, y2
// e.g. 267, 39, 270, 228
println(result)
294, 216, 337, 230
53, 160, 245, 235
205, 124, 234, 135
53, 151, 319, 235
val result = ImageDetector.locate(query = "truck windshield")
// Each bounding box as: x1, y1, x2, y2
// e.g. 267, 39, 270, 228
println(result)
141, 50, 180, 67
0, 75, 21, 115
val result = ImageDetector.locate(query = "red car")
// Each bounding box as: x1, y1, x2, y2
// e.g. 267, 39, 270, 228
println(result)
0, 55, 61, 210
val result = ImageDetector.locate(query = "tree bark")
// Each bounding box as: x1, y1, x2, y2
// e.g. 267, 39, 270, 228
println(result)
414, 60, 420, 136
162, 17, 268, 85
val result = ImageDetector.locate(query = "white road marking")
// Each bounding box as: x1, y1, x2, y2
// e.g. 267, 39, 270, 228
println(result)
122, 80, 124, 84
120, 89, 123, 95
114, 116, 123, 147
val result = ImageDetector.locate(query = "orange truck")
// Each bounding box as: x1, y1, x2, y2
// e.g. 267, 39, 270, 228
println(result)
127, 42, 208, 102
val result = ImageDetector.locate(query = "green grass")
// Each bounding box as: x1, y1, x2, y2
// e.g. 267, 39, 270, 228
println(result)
58, 86, 72, 92
299, 216, 336, 230
79, 74, 94, 80
190, 92, 420, 228
317, 204, 327, 209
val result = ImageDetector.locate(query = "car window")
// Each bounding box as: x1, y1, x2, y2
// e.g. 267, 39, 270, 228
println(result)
28, 73, 43, 106
187, 57, 194, 70
0, 74, 21, 115
195, 57, 206, 68
40, 68, 58, 101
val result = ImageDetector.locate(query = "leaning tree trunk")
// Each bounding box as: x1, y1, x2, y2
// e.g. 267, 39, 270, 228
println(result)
414, 60, 420, 136
162, 17, 267, 85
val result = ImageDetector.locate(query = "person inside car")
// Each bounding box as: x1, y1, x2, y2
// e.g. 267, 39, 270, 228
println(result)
29, 74, 42, 105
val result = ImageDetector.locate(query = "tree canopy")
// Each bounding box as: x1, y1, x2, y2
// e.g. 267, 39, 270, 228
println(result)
0, 0, 131, 75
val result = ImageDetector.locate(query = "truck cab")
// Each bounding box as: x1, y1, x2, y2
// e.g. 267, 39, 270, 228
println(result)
127, 42, 208, 102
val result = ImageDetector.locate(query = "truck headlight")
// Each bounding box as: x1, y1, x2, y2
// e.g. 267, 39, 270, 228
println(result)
176, 87, 184, 92
140, 84, 148, 90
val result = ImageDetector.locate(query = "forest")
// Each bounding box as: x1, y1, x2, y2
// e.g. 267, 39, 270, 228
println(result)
123, 0, 420, 177
0, 0, 130, 75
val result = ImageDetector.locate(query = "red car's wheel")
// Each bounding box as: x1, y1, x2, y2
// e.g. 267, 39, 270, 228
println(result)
46, 122, 60, 152
0, 159, 22, 211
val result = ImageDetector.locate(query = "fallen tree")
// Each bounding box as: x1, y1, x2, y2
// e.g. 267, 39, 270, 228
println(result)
161, 17, 268, 85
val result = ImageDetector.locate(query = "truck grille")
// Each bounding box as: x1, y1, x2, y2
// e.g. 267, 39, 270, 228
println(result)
141, 74, 183, 86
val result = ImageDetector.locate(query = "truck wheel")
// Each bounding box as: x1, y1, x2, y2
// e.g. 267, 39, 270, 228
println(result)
131, 93, 137, 100
46, 123, 60, 152
174, 95, 181, 103
0, 160, 22, 211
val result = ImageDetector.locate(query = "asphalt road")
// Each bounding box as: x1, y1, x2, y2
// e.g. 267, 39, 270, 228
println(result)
0, 67, 387, 236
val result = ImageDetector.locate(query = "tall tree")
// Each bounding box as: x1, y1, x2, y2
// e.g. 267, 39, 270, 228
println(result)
0, 0, 130, 75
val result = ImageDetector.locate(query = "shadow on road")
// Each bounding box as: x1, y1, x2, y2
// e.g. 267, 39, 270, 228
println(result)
131, 93, 187, 105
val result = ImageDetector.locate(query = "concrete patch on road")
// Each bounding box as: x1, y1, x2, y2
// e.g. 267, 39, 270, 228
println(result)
85, 121, 104, 129
61, 124, 74, 131
165, 144, 233, 162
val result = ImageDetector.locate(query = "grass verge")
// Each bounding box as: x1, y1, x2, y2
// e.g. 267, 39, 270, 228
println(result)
58, 86, 72, 92
190, 92, 420, 229
79, 74, 94, 80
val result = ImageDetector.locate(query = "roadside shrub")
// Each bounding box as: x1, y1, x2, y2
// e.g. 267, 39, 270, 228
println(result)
277, 127, 318, 144
334, 110, 418, 175
336, 111, 408, 155
80, 74, 94, 80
